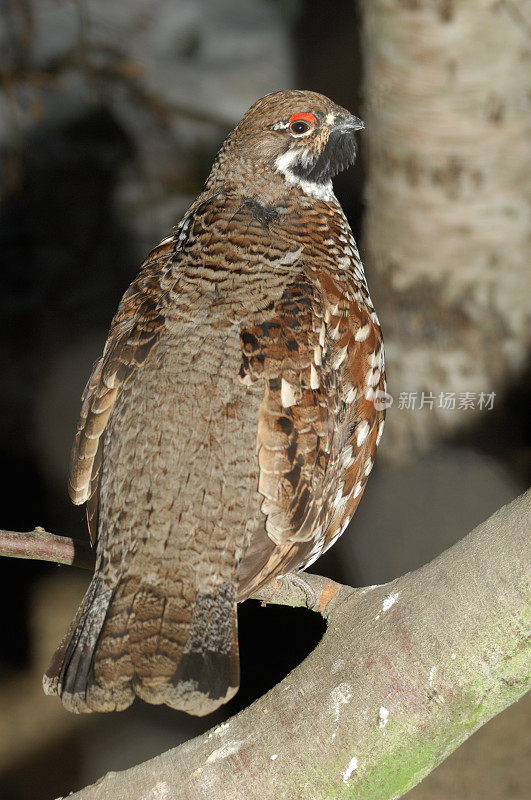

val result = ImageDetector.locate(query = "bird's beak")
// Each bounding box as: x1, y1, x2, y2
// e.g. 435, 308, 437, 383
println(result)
335, 114, 365, 133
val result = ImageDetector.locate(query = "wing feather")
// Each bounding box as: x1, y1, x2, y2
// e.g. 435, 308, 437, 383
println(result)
68, 241, 173, 543
237, 266, 385, 598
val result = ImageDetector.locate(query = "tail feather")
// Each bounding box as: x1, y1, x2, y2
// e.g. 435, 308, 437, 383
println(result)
128, 588, 189, 679
44, 577, 239, 716
43, 576, 102, 698
60, 583, 110, 701
43, 577, 133, 713
135, 582, 239, 715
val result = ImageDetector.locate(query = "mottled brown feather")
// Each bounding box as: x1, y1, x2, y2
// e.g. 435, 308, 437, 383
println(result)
68, 242, 172, 541
45, 90, 385, 716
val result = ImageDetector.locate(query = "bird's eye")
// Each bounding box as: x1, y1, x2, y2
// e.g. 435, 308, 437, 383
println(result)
289, 113, 315, 136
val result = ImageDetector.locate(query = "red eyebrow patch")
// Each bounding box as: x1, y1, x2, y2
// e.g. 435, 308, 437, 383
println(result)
289, 112, 315, 126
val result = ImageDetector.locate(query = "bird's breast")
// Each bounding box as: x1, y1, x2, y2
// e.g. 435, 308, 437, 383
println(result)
98, 322, 265, 589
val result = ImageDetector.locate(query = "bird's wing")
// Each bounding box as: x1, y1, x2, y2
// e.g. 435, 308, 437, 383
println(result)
237, 267, 385, 600
68, 238, 173, 544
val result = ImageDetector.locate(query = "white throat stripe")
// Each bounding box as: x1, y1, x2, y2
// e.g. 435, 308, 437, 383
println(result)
275, 150, 334, 202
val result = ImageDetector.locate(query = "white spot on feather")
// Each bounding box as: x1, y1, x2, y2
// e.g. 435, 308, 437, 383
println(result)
277, 246, 303, 266
342, 756, 358, 782
355, 324, 370, 342
281, 378, 297, 408
356, 420, 369, 446
344, 385, 357, 404
341, 446, 354, 468
370, 368, 381, 387
332, 344, 348, 369
330, 320, 341, 340
314, 345, 322, 365
176, 216, 192, 247
333, 485, 346, 508
310, 363, 320, 389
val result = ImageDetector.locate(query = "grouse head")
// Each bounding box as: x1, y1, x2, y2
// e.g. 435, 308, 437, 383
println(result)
208, 90, 364, 199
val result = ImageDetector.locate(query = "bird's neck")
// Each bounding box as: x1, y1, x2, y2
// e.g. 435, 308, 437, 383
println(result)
205, 154, 337, 209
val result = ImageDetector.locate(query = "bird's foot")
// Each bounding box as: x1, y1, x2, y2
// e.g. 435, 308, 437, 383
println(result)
274, 571, 319, 609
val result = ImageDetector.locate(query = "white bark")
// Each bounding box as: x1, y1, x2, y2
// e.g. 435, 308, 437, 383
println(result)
362, 0, 531, 460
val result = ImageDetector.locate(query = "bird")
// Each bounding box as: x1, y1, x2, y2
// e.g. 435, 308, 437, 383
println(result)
43, 89, 386, 716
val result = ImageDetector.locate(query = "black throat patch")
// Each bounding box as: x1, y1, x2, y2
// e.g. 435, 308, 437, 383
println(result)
291, 129, 358, 184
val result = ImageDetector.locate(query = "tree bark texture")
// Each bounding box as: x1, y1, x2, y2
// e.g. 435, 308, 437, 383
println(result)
0, 527, 94, 570
58, 488, 530, 800
362, 0, 531, 460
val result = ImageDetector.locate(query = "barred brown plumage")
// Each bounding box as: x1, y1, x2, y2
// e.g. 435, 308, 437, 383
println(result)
43, 89, 385, 716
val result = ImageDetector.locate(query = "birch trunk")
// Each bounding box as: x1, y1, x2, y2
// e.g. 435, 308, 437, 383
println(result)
362, 0, 531, 460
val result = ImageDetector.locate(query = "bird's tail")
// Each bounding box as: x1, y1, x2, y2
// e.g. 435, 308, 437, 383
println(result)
43, 575, 239, 716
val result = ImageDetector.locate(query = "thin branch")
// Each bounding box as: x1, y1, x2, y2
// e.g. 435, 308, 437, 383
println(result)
0, 528, 352, 614
0, 527, 94, 570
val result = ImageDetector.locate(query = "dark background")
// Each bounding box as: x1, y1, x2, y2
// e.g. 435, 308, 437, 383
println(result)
0, 1, 528, 798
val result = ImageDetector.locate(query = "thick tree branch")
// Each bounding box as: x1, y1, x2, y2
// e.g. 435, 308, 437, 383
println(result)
6, 489, 527, 800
